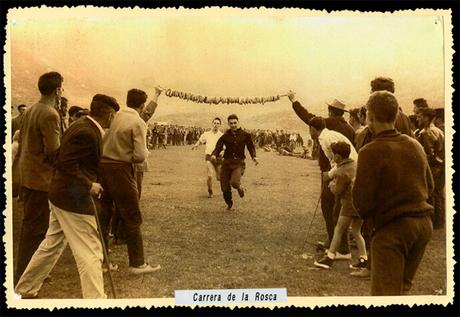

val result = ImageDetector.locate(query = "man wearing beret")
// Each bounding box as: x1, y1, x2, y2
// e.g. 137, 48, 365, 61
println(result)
15, 94, 120, 298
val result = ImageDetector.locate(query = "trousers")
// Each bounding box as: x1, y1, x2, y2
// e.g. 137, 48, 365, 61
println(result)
15, 202, 106, 298
15, 187, 50, 284
371, 215, 432, 295
99, 162, 145, 267
220, 159, 245, 206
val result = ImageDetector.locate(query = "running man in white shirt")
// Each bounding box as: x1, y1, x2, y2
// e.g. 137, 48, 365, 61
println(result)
192, 117, 224, 197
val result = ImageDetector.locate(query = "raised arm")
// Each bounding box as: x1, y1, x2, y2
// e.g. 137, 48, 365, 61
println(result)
139, 87, 162, 123
287, 90, 316, 126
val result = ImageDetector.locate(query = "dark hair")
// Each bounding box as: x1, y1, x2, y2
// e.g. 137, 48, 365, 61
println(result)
370, 77, 395, 93
418, 107, 437, 121
331, 141, 351, 159
308, 116, 326, 131
38, 71, 64, 96
328, 105, 345, 117
90, 94, 120, 117
413, 98, 428, 108
213, 117, 221, 124
17, 104, 27, 110
408, 114, 419, 128
366, 91, 399, 123
69, 106, 84, 116
227, 114, 239, 122
434, 108, 444, 120
127, 89, 148, 108
349, 108, 360, 122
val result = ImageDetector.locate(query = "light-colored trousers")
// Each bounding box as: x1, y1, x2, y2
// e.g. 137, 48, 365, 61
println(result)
15, 201, 106, 299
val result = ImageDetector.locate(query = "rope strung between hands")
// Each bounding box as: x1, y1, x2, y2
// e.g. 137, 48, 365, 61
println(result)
160, 87, 286, 105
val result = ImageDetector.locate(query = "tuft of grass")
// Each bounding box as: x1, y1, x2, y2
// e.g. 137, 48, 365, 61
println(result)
12, 146, 446, 298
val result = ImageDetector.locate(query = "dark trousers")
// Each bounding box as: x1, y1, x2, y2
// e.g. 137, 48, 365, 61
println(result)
430, 165, 445, 229
136, 171, 144, 199
321, 179, 349, 254
371, 215, 432, 295
15, 187, 50, 284
220, 160, 245, 206
99, 163, 145, 267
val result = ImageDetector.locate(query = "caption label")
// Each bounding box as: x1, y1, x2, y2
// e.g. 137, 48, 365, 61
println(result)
175, 288, 287, 305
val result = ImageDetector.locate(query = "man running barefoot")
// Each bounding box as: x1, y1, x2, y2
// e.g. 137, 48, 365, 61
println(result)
192, 117, 224, 198
211, 114, 258, 210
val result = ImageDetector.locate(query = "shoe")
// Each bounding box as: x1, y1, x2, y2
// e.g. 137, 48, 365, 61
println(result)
102, 263, 119, 273
17, 292, 38, 299
334, 252, 352, 260
128, 263, 161, 274
350, 267, 371, 278
226, 201, 233, 210
237, 186, 245, 198
349, 257, 368, 270
208, 190, 213, 198
314, 255, 333, 269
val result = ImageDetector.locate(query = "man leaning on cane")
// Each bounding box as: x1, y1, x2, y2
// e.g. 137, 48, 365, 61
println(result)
15, 94, 119, 299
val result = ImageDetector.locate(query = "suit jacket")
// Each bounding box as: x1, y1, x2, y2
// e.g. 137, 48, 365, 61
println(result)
48, 117, 102, 215
18, 101, 61, 192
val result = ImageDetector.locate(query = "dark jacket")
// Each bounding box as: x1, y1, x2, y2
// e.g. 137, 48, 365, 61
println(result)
352, 129, 434, 231
212, 128, 256, 161
292, 101, 355, 171
48, 117, 102, 215
18, 101, 61, 192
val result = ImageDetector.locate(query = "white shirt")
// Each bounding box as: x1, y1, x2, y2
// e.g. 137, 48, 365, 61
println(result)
318, 128, 358, 168
199, 130, 224, 155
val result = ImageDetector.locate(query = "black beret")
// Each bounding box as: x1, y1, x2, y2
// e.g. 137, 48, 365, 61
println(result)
91, 94, 120, 111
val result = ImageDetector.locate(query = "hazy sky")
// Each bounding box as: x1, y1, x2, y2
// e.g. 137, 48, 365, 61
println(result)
8, 7, 447, 117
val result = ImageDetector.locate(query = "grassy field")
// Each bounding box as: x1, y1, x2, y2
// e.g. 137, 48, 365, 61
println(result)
12, 145, 447, 298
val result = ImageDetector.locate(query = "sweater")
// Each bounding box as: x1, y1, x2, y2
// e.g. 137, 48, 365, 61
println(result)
352, 129, 434, 230
212, 128, 256, 160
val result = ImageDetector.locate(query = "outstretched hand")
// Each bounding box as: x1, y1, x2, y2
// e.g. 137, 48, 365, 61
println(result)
253, 157, 259, 166
287, 90, 297, 103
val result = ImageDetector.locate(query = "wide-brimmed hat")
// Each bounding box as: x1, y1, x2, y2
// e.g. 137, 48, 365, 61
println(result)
326, 99, 348, 112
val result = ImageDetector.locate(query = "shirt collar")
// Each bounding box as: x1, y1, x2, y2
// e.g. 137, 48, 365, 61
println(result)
86, 115, 105, 137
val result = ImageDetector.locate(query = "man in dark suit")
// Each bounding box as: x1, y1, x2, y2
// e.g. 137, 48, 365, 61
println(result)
15, 72, 64, 284
15, 94, 119, 299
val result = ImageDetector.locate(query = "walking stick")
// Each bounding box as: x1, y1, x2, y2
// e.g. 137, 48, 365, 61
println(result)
300, 193, 322, 251
90, 196, 117, 299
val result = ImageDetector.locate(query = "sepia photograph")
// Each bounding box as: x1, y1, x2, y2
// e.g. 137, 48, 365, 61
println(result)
3, 4, 455, 310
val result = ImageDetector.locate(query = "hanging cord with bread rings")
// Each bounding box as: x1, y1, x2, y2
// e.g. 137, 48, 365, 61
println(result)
158, 87, 287, 105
